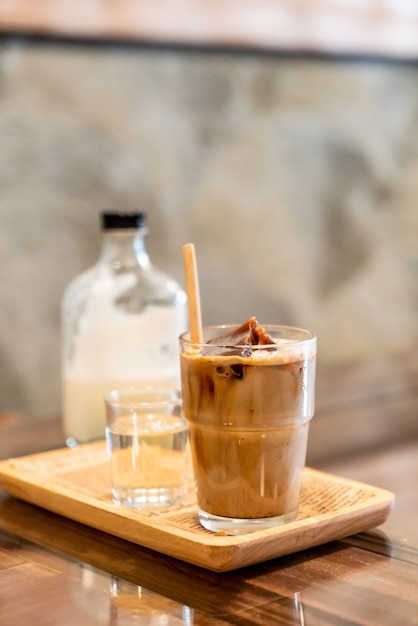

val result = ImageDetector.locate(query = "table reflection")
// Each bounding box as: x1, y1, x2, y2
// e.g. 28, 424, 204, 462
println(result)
109, 575, 305, 625
109, 577, 194, 625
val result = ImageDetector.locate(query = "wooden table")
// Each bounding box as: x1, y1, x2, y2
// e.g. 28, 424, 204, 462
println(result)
1, 387, 417, 624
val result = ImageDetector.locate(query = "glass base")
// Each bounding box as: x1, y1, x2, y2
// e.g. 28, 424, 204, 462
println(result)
66, 437, 80, 448
66, 436, 104, 448
112, 485, 186, 510
198, 507, 299, 535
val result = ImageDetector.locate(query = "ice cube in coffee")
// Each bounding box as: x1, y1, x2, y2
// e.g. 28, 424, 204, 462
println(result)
179, 317, 316, 533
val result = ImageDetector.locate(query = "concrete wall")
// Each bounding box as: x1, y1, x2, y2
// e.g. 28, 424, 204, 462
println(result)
0, 38, 417, 417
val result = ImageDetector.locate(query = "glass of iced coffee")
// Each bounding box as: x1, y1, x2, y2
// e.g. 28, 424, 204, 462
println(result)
179, 317, 316, 534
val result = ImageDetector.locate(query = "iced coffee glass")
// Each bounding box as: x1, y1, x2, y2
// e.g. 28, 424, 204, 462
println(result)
179, 319, 316, 534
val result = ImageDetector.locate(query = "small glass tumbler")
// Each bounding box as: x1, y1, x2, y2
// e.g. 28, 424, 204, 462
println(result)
179, 324, 316, 534
105, 388, 189, 509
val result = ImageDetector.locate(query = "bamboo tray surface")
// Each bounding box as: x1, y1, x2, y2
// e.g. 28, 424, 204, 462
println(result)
0, 442, 394, 572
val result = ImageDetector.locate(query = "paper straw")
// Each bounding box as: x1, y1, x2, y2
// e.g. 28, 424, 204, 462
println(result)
182, 243, 203, 343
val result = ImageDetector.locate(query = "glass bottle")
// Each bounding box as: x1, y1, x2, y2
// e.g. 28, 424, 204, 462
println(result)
61, 212, 188, 446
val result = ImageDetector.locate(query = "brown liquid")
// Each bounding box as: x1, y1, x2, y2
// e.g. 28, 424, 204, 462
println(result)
180, 349, 315, 519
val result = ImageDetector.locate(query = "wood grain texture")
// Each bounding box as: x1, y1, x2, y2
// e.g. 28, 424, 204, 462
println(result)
309, 345, 418, 463
0, 442, 394, 571
0, 411, 417, 624
0, 492, 416, 625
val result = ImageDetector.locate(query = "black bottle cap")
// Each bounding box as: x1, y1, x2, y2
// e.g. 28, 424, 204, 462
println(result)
101, 212, 146, 230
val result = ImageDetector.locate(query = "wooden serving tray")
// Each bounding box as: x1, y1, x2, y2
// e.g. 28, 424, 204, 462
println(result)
0, 442, 394, 572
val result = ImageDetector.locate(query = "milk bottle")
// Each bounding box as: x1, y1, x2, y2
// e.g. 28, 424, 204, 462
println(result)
61, 212, 188, 446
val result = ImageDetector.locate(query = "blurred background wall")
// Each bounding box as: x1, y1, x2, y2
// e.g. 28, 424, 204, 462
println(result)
0, 37, 417, 418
